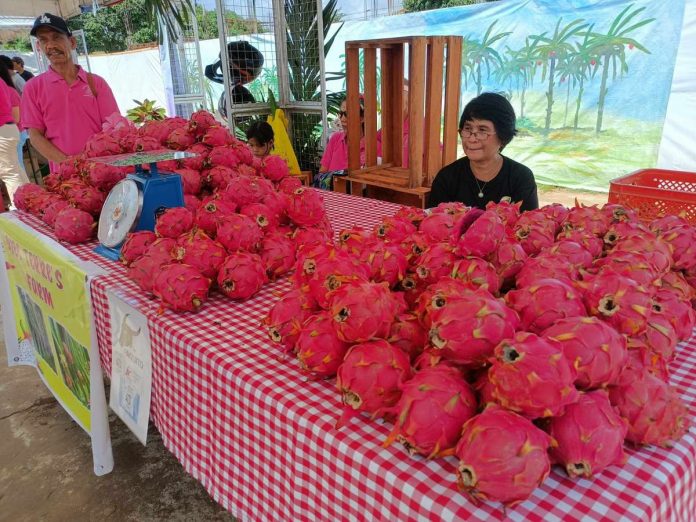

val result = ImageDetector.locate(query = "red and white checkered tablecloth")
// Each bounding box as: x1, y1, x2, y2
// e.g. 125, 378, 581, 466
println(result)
14, 191, 696, 521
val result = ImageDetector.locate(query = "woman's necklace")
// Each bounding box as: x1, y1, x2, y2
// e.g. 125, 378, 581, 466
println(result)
471, 156, 502, 198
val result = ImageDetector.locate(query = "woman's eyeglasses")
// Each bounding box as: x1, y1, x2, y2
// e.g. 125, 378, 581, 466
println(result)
338, 111, 348, 117
459, 128, 496, 140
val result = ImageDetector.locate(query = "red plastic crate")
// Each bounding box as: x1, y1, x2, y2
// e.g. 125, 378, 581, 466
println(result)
608, 168, 696, 224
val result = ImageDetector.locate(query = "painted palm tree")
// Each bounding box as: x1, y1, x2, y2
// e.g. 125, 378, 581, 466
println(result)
553, 25, 598, 128
584, 4, 654, 133
494, 37, 540, 119
462, 21, 511, 96
530, 18, 588, 133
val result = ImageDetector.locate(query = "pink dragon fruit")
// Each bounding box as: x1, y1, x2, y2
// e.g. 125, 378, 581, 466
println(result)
42, 199, 71, 227
543, 240, 594, 268
291, 242, 334, 286
128, 254, 170, 293
601, 202, 638, 223
603, 221, 650, 249
152, 263, 211, 312
286, 187, 326, 227
166, 127, 196, 150
145, 237, 177, 261
579, 273, 653, 336
384, 365, 477, 458
561, 204, 611, 237
486, 199, 521, 228
216, 213, 263, 252
489, 332, 579, 418
591, 251, 660, 288
240, 202, 279, 231
659, 224, 696, 272
53, 208, 95, 244
373, 216, 417, 244
263, 289, 313, 353
259, 155, 289, 181
217, 252, 267, 300
133, 135, 161, 152
505, 278, 587, 334
449, 257, 500, 295
616, 342, 670, 384
635, 309, 679, 361
414, 243, 458, 285
388, 313, 428, 360
557, 227, 604, 258
120, 230, 157, 266
515, 256, 580, 289
612, 234, 673, 274
155, 207, 194, 238
277, 175, 303, 194
455, 405, 554, 506
650, 214, 690, 235
207, 145, 241, 169
490, 239, 527, 286
396, 274, 427, 310
659, 270, 695, 303
415, 277, 485, 329
328, 280, 400, 342
295, 312, 350, 378
173, 168, 203, 196
454, 210, 505, 258
336, 339, 412, 427
181, 143, 210, 171
542, 316, 627, 389
262, 190, 289, 224
608, 372, 690, 447
362, 242, 408, 287
84, 133, 122, 157
337, 227, 377, 255
419, 210, 465, 243
260, 231, 296, 280
428, 294, 520, 367
187, 110, 217, 137
394, 206, 427, 227
399, 231, 430, 264
652, 289, 696, 342
221, 175, 273, 208
539, 202, 569, 225
513, 210, 557, 255
65, 184, 105, 216
203, 165, 234, 191
548, 390, 627, 479
183, 194, 201, 213
86, 162, 127, 192
201, 126, 233, 147
175, 229, 227, 279
305, 250, 371, 309
194, 196, 237, 237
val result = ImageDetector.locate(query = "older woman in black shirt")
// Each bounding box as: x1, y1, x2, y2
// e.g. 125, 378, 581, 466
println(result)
429, 92, 538, 211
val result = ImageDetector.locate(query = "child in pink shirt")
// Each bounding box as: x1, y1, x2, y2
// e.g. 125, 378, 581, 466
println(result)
320, 98, 365, 172
0, 80, 30, 205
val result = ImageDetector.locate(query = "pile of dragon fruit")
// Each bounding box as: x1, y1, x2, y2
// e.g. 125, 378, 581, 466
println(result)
11, 111, 324, 247
264, 200, 696, 507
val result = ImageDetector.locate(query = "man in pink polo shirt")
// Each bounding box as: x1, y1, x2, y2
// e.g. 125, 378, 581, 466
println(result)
21, 13, 120, 172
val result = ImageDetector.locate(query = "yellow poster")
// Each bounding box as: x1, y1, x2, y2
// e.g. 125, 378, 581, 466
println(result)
0, 216, 92, 431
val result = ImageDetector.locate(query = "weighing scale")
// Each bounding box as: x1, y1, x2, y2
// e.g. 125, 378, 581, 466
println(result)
92, 149, 195, 261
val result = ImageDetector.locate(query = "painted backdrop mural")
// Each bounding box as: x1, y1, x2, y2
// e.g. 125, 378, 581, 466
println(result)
325, 0, 686, 191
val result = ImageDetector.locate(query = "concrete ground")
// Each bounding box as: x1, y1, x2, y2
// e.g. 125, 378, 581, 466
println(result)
0, 318, 235, 522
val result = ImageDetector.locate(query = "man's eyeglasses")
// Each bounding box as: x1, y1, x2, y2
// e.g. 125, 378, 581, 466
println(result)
459, 128, 496, 140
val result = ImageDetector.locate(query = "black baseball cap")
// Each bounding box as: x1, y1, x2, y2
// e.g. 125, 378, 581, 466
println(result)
30, 13, 72, 37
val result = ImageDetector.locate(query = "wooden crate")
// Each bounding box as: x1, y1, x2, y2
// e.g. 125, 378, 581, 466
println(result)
335, 36, 462, 207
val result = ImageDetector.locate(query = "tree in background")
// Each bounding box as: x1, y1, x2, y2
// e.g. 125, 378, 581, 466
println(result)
403, 0, 497, 13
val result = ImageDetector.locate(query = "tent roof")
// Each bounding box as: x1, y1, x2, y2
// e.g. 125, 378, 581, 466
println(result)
0, 16, 36, 29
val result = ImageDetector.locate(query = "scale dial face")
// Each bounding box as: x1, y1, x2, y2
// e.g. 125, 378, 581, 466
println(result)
97, 179, 143, 247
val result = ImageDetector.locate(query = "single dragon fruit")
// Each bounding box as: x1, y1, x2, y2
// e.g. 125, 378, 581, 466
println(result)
286, 187, 326, 227
428, 294, 520, 368
65, 184, 106, 216
454, 210, 505, 258
591, 251, 660, 288
187, 109, 218, 137
514, 256, 580, 289
486, 199, 521, 228
542, 316, 627, 390
53, 208, 95, 244
174, 168, 203, 196
155, 207, 194, 238
455, 405, 554, 506
387, 313, 428, 361
513, 210, 557, 255
561, 204, 611, 237
548, 390, 627, 479
652, 289, 696, 342
328, 280, 400, 343
557, 227, 604, 258
505, 278, 587, 334
414, 243, 458, 285
611, 234, 673, 274
204, 165, 235, 191
127, 253, 171, 293
153, 263, 211, 312
175, 229, 228, 279
201, 125, 233, 147
166, 127, 196, 150
295, 312, 350, 379
259, 154, 289, 182
263, 289, 313, 353
362, 242, 408, 288
217, 252, 267, 300
305, 250, 370, 309
419, 210, 465, 243
336, 339, 412, 427
578, 273, 653, 336
373, 216, 417, 244
489, 239, 527, 287
240, 202, 280, 231
42, 199, 71, 228
488, 332, 579, 419
337, 227, 377, 256
260, 231, 296, 280
120, 230, 157, 266
384, 365, 477, 459
449, 257, 500, 295
658, 224, 696, 272
182, 143, 210, 171
86, 162, 127, 192
415, 277, 485, 329
216, 213, 264, 253
194, 196, 237, 237
608, 372, 690, 447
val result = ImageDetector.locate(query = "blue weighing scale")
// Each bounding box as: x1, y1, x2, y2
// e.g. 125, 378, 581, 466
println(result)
93, 149, 195, 261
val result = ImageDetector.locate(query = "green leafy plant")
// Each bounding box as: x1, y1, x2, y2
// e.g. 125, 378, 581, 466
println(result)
126, 98, 167, 124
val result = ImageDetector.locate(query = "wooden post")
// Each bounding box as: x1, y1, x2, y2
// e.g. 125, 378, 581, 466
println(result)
346, 46, 361, 173
364, 47, 378, 168
424, 37, 445, 186
442, 36, 463, 167
408, 38, 426, 188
